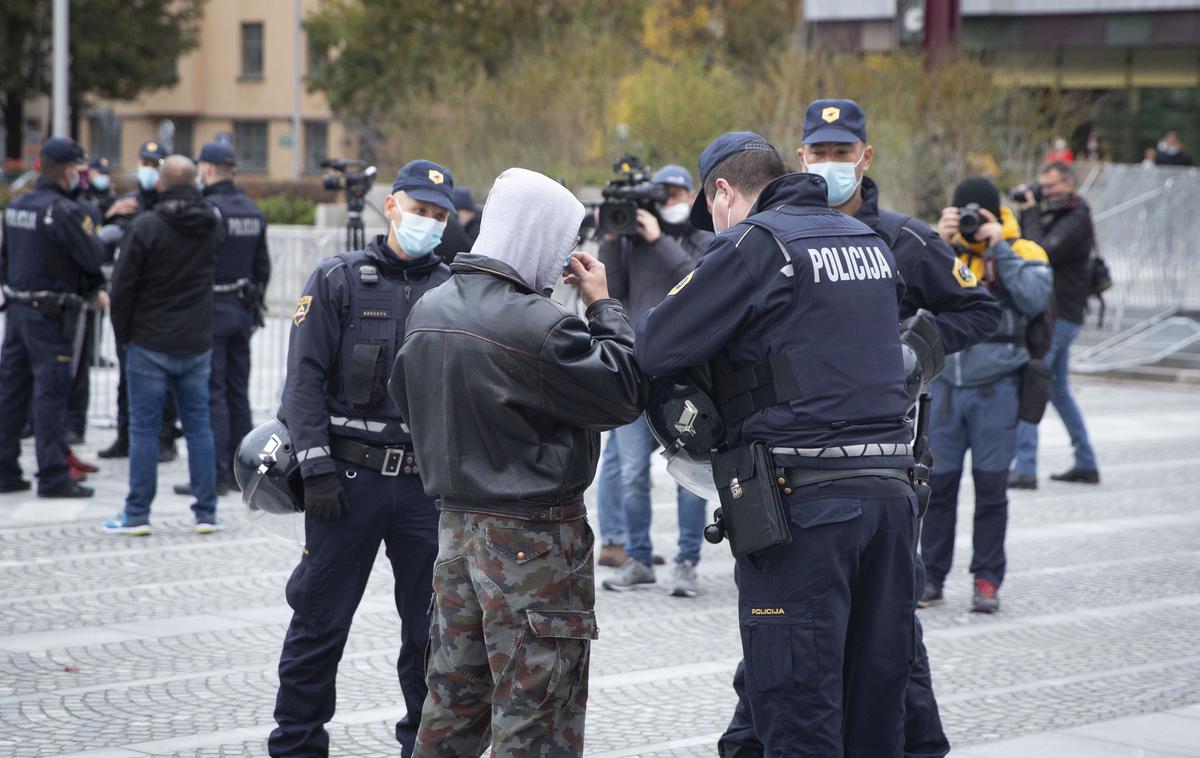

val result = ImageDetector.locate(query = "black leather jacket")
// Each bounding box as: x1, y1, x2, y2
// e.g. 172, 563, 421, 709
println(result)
390, 254, 647, 517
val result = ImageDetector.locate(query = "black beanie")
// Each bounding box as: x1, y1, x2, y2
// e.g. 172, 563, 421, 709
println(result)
952, 177, 1001, 218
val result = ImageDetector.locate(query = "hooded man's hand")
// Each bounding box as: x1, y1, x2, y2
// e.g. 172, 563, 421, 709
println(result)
564, 252, 610, 308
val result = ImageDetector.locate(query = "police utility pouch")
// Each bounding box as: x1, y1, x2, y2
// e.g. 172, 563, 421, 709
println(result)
711, 442, 792, 558
347, 343, 386, 406
1018, 358, 1053, 424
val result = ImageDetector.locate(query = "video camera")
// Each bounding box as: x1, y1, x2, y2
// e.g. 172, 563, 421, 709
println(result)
321, 158, 377, 214
596, 155, 668, 238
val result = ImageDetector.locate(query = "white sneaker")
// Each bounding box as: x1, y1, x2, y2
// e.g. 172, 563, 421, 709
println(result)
671, 561, 699, 597
194, 519, 223, 535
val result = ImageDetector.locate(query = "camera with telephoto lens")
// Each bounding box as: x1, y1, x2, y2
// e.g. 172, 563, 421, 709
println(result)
321, 158, 377, 213
957, 202, 984, 240
1008, 183, 1044, 204
596, 155, 669, 238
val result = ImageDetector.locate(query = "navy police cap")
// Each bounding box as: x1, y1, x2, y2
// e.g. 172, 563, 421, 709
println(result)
196, 142, 237, 167
652, 164, 693, 191
690, 131, 775, 231
41, 137, 86, 164
451, 187, 477, 213
392, 160, 455, 214
803, 99, 867, 145
88, 157, 112, 174
139, 141, 166, 161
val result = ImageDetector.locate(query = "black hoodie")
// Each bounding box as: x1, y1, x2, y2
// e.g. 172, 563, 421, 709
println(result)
111, 186, 224, 356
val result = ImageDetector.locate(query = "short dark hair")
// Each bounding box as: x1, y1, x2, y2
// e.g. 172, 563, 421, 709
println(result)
703, 147, 788, 201
40, 158, 71, 182
1039, 160, 1076, 184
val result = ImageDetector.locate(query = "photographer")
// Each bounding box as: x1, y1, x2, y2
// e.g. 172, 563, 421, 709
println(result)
922, 178, 1052, 614
1009, 161, 1100, 488
596, 165, 714, 597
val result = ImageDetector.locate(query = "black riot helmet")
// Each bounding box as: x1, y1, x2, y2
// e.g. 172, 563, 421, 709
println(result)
234, 418, 305, 515
900, 309, 945, 403
646, 368, 725, 501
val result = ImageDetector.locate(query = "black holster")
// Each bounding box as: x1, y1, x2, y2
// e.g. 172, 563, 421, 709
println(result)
1018, 359, 1053, 424
710, 442, 792, 558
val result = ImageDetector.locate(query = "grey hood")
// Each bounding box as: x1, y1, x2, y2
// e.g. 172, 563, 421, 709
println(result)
471, 168, 585, 293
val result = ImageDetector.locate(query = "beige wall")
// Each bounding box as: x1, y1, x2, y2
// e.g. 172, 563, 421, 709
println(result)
82, 0, 353, 179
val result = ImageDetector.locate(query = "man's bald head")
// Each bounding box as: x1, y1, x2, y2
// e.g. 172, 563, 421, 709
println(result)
159, 155, 197, 190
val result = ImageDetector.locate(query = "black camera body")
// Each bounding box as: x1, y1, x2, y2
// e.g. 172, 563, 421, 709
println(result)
1008, 183, 1044, 204
596, 155, 668, 238
958, 202, 983, 240
321, 158, 377, 213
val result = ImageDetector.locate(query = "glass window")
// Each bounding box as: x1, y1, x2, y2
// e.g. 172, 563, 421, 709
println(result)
242, 22, 264, 79
89, 114, 123, 166
304, 121, 328, 173
234, 120, 269, 171
172, 117, 194, 158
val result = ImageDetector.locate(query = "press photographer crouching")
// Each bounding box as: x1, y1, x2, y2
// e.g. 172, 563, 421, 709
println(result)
921, 178, 1053, 614
595, 164, 715, 596
1008, 161, 1101, 488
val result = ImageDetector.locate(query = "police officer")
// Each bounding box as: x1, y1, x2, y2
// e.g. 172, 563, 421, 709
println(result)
269, 160, 455, 757
0, 138, 107, 498
638, 133, 918, 756
717, 100, 1003, 758
172, 142, 269, 496
81, 157, 117, 215
98, 140, 179, 462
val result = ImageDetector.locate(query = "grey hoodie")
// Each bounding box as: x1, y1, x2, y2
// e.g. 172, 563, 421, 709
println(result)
471, 168, 585, 293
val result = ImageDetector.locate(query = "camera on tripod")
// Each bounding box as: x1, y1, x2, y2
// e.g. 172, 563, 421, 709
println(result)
596, 155, 668, 238
321, 158, 377, 214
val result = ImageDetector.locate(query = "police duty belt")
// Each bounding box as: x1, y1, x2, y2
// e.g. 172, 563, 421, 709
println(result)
328, 437, 419, 477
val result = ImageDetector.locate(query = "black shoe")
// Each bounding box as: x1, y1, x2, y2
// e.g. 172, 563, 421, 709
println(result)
918, 580, 944, 608
1008, 471, 1038, 490
66, 430, 85, 445
40, 482, 95, 498
157, 442, 178, 463
173, 483, 192, 496
98, 437, 129, 459
1050, 468, 1100, 484
0, 480, 32, 494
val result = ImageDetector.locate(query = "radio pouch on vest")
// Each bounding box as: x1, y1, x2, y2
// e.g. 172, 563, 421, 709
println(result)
711, 442, 792, 558
348, 343, 385, 406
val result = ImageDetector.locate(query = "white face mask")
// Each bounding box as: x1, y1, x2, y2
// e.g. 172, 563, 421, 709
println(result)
659, 201, 691, 225
805, 152, 865, 207
391, 210, 446, 257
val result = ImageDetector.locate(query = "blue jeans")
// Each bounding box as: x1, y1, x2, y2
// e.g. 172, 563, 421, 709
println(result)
124, 343, 217, 523
596, 433, 627, 546
607, 414, 708, 567
1013, 318, 1098, 475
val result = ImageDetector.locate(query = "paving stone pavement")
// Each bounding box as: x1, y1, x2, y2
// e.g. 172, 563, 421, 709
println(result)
3, 376, 1200, 756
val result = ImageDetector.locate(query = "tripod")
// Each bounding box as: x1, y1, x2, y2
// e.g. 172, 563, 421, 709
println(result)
345, 208, 365, 252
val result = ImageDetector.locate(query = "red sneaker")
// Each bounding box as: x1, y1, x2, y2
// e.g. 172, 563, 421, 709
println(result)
66, 448, 99, 474
972, 578, 1000, 614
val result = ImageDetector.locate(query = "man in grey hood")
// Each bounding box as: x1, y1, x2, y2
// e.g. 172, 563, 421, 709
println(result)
390, 168, 647, 757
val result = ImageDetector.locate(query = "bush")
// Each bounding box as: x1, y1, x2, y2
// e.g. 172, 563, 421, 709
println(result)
255, 196, 316, 226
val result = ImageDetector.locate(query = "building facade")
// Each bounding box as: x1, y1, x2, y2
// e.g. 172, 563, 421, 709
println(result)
80, 0, 356, 181
802, 0, 1200, 162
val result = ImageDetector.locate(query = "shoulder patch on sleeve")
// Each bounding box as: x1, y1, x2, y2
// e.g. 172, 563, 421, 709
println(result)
81, 215, 95, 235
668, 271, 694, 296
952, 259, 979, 288
293, 295, 313, 326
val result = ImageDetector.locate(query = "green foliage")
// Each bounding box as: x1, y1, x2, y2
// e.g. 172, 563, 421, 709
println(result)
304, 1, 1087, 212
255, 196, 316, 226
0, 0, 203, 156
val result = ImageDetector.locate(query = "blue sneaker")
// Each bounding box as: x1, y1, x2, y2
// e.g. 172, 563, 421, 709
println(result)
103, 513, 153, 536
194, 517, 222, 535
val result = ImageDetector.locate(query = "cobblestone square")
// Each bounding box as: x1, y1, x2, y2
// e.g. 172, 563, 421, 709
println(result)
3, 376, 1199, 756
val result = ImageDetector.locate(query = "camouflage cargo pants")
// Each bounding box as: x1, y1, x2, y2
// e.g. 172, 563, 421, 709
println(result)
414, 510, 598, 758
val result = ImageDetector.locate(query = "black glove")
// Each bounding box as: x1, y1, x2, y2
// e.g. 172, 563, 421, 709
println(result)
303, 472, 349, 524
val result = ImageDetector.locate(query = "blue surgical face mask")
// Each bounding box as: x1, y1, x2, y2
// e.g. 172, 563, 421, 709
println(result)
137, 165, 159, 191
67, 169, 81, 192
195, 173, 205, 191
806, 153, 864, 207
392, 210, 446, 257
91, 174, 111, 191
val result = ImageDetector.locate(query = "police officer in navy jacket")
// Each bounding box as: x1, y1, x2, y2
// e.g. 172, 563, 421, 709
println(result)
269, 160, 454, 757
638, 133, 918, 757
